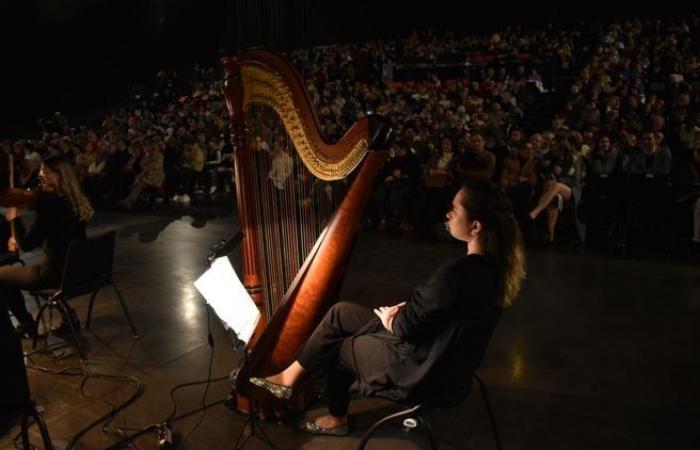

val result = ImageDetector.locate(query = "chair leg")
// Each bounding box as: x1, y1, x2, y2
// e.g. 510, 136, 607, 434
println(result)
418, 414, 439, 450
54, 300, 87, 362
33, 295, 48, 332
29, 406, 54, 450
32, 301, 53, 351
20, 413, 30, 450
356, 404, 422, 450
473, 372, 504, 450
111, 282, 139, 338
85, 288, 101, 330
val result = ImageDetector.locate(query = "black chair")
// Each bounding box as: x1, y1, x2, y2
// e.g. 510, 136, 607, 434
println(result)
31, 230, 139, 361
356, 310, 505, 450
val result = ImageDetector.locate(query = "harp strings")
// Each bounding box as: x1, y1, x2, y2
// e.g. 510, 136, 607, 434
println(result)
247, 104, 346, 317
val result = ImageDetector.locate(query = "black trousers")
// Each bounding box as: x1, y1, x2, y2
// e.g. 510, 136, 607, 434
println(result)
1, 306, 31, 414
296, 301, 376, 417
175, 168, 200, 196
0, 264, 56, 324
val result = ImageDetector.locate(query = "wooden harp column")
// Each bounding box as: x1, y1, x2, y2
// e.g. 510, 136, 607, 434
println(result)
222, 50, 390, 416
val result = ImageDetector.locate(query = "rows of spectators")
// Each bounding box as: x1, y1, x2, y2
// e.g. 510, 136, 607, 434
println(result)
288, 20, 699, 247
2, 65, 234, 209
2, 17, 698, 250
550, 17, 700, 246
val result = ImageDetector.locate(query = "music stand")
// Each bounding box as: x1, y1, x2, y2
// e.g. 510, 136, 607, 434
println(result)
193, 256, 275, 449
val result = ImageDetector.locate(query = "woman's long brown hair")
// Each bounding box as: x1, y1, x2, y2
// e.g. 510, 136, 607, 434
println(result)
43, 155, 94, 222
460, 179, 526, 307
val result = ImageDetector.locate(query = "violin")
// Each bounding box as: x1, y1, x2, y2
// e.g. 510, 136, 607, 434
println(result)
0, 187, 50, 208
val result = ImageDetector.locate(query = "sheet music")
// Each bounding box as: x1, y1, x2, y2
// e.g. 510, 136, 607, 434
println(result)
194, 256, 260, 345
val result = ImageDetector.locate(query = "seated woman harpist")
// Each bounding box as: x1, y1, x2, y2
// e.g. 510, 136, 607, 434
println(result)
250, 179, 526, 435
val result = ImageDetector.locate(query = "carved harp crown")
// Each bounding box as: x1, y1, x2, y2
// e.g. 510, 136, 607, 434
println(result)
221, 49, 389, 414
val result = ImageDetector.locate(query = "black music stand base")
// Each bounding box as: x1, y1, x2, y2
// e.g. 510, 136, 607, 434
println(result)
233, 412, 276, 450
233, 353, 276, 450
204, 234, 275, 449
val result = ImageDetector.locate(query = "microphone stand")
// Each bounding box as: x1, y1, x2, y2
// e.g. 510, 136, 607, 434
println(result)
208, 231, 275, 449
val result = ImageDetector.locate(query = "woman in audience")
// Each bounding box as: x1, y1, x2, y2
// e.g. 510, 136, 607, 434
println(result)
527, 138, 576, 243
422, 137, 461, 234
120, 137, 166, 209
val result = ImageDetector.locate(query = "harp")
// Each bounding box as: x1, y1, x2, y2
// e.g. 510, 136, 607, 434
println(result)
221, 50, 390, 416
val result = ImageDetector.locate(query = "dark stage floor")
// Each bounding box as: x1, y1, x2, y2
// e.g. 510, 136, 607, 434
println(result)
2, 201, 698, 450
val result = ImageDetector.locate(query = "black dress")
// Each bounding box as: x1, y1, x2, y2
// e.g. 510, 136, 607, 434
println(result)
296, 253, 500, 415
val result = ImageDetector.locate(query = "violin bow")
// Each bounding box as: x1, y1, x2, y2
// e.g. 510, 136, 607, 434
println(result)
7, 153, 18, 255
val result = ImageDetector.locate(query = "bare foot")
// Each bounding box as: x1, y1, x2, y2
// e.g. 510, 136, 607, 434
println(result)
314, 414, 348, 428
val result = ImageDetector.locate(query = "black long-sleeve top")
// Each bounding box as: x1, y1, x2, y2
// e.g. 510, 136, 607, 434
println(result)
12, 195, 87, 279
354, 254, 501, 402
381, 152, 422, 191
392, 253, 499, 343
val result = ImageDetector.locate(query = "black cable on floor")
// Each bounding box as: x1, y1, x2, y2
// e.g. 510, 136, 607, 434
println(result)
101, 397, 227, 450
18, 358, 145, 450
174, 303, 216, 450
67, 371, 145, 450
102, 302, 230, 450
22, 268, 230, 448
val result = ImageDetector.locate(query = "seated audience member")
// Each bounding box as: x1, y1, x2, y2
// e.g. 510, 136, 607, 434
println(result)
204, 137, 232, 194
372, 140, 421, 231
625, 132, 673, 230
627, 132, 672, 178
172, 139, 205, 205
82, 141, 110, 201
112, 141, 144, 203
588, 136, 618, 177
528, 139, 576, 243
500, 142, 538, 219
485, 131, 509, 183
421, 137, 461, 232
120, 137, 166, 210
583, 136, 621, 241
103, 139, 131, 205
458, 132, 496, 182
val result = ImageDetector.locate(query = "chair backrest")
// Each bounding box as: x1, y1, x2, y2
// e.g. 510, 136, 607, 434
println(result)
59, 230, 116, 298
417, 307, 502, 408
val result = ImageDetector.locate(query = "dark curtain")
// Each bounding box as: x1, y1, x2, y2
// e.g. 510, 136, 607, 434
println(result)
223, 0, 448, 53
222, 1, 700, 54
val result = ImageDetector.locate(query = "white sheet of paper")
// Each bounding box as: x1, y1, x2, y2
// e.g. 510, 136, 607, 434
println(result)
194, 256, 260, 345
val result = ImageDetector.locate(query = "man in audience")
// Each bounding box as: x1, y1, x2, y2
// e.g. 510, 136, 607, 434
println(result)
458, 132, 496, 182
628, 132, 672, 177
